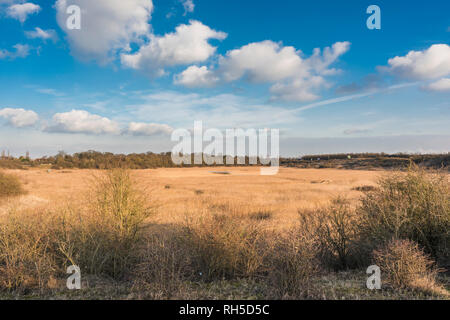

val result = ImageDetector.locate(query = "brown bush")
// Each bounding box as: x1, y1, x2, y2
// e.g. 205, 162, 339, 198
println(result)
300, 197, 360, 270
0, 171, 26, 198
266, 230, 320, 299
132, 231, 194, 299
56, 169, 152, 279
0, 169, 151, 294
359, 165, 450, 265
184, 214, 265, 281
373, 239, 448, 296
0, 211, 58, 293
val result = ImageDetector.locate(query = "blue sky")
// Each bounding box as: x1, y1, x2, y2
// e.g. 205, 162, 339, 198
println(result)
0, 0, 449, 157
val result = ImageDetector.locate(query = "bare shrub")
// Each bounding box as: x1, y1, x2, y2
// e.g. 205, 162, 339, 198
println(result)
184, 214, 265, 281
0, 171, 26, 198
266, 230, 320, 299
0, 211, 58, 293
373, 239, 448, 297
359, 165, 450, 265
300, 197, 360, 270
56, 169, 152, 279
0, 169, 151, 293
132, 231, 194, 299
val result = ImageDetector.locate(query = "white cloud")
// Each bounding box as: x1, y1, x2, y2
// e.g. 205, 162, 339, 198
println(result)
307, 41, 351, 75
219, 41, 304, 83
55, 0, 154, 62
181, 0, 194, 15
387, 44, 450, 80
174, 65, 219, 87
179, 40, 350, 102
269, 76, 326, 102
0, 108, 38, 127
25, 27, 58, 42
6, 2, 40, 23
0, 44, 30, 59
128, 122, 173, 136
423, 78, 450, 92
47, 110, 120, 134
121, 20, 227, 76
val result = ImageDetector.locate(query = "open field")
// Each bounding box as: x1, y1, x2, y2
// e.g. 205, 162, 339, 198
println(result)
0, 167, 378, 228
0, 167, 449, 299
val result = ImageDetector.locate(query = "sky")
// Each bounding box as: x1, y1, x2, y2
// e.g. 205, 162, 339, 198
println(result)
0, 0, 449, 158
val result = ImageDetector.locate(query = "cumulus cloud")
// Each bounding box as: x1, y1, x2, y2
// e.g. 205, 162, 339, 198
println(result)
121, 20, 227, 76
55, 0, 154, 62
0, 108, 38, 127
177, 40, 350, 102
46, 110, 120, 134
386, 44, 450, 80
218, 41, 305, 83
128, 122, 173, 136
181, 0, 194, 15
423, 78, 450, 92
6, 2, 40, 23
25, 27, 58, 42
307, 41, 351, 75
0, 44, 30, 59
174, 65, 219, 87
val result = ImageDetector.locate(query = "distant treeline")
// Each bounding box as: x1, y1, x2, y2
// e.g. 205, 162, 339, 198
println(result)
299, 152, 448, 160
290, 153, 450, 170
0, 150, 269, 169
0, 150, 448, 170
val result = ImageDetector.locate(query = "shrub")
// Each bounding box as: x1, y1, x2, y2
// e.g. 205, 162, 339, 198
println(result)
300, 197, 360, 270
358, 165, 450, 265
373, 238, 448, 296
0, 169, 151, 293
56, 169, 152, 279
266, 230, 320, 299
184, 214, 265, 281
132, 231, 194, 299
0, 171, 26, 198
0, 212, 57, 292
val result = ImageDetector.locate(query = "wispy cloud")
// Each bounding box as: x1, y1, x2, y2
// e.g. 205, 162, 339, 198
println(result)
284, 82, 420, 115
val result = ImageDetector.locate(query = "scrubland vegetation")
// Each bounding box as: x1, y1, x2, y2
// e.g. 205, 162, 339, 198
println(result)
0, 165, 448, 299
1, 151, 449, 170
0, 171, 26, 198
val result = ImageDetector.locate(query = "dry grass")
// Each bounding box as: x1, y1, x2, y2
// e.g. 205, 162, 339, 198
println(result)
0, 166, 448, 299
0, 169, 151, 293
1, 167, 378, 228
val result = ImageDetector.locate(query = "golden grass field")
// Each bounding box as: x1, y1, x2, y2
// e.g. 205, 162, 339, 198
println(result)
0, 167, 379, 229
0, 166, 448, 300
